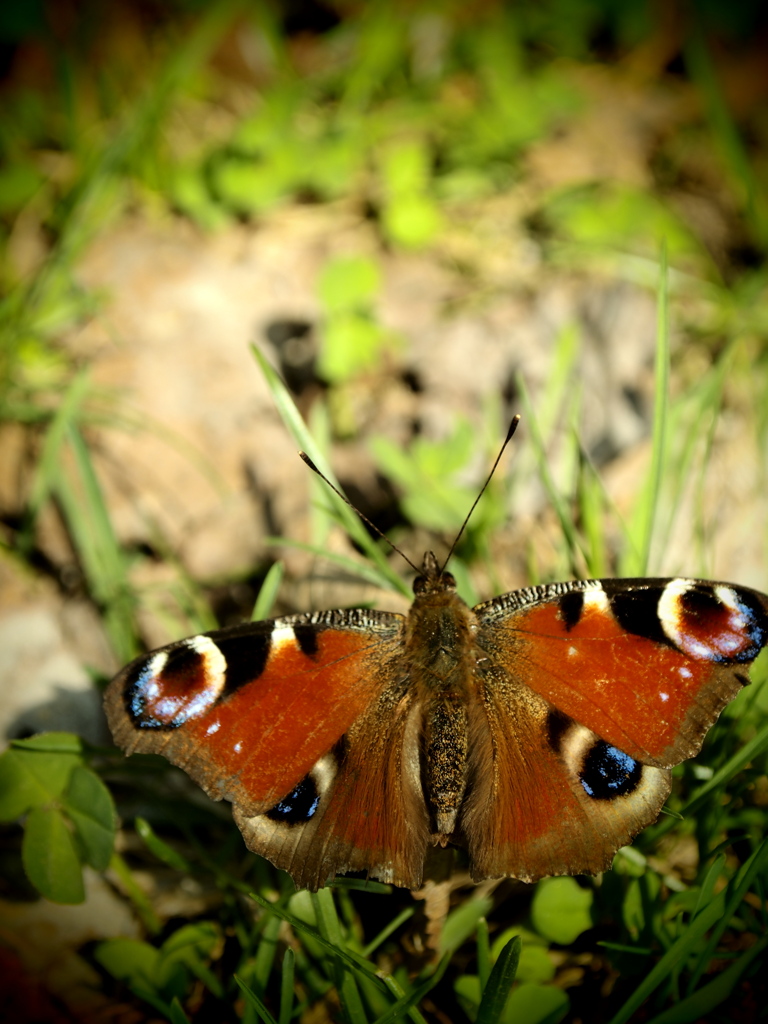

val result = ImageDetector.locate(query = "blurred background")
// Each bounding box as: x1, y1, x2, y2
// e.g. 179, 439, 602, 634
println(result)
2, 1, 768, 1022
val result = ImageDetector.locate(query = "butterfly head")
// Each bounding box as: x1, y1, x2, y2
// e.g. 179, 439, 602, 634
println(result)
413, 551, 456, 596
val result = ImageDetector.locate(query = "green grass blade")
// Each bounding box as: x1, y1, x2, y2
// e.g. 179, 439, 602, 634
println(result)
235, 975, 280, 1024
251, 561, 284, 621
56, 423, 137, 662
624, 243, 669, 576
278, 948, 295, 1024
362, 907, 415, 957
476, 917, 491, 991
371, 955, 451, 1024
251, 344, 408, 596
517, 373, 585, 575
685, 835, 768, 994
264, 537, 403, 591
646, 934, 768, 1024
26, 368, 91, 522
476, 934, 521, 1024
607, 890, 725, 1024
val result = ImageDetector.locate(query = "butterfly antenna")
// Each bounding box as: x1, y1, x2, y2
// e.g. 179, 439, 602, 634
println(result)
299, 452, 422, 575
440, 414, 521, 573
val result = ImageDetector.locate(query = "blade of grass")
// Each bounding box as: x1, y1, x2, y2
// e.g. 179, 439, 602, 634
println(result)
252, 344, 408, 596
476, 918, 491, 991
251, 561, 284, 621
25, 368, 91, 524
608, 836, 768, 1024
56, 423, 137, 662
278, 948, 295, 1024
371, 955, 451, 1024
263, 537, 398, 590
247, 890, 384, 986
235, 976, 279, 1024
647, 934, 768, 1024
622, 243, 669, 576
312, 888, 367, 1024
516, 373, 586, 576
685, 835, 768, 994
476, 934, 521, 1024
361, 907, 414, 957
652, 718, 768, 840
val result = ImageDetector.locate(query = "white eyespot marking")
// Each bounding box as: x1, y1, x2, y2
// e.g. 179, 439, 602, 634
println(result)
141, 651, 169, 697
659, 692, 669, 702
568, 646, 578, 658
233, 740, 243, 754
679, 666, 692, 679
206, 720, 221, 735
185, 635, 227, 698
715, 585, 745, 622
712, 585, 752, 656
581, 587, 610, 614
311, 753, 337, 796
657, 579, 717, 658
271, 624, 297, 650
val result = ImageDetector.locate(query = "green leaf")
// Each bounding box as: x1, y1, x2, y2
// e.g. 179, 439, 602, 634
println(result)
505, 983, 569, 1024
22, 807, 85, 904
0, 743, 82, 819
516, 946, 556, 985
319, 314, 387, 383
317, 256, 381, 314
161, 921, 222, 963
531, 878, 593, 945
63, 765, 116, 871
212, 158, 289, 215
0, 749, 42, 820
382, 192, 442, 249
94, 938, 160, 985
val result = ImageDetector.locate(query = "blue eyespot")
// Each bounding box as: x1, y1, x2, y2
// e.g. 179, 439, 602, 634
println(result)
580, 742, 641, 800
266, 776, 321, 824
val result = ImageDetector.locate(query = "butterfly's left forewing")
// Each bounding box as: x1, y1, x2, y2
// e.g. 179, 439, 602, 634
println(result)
105, 609, 404, 813
105, 607, 431, 889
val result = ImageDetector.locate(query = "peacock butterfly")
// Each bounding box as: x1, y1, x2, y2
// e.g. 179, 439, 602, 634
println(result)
104, 428, 768, 891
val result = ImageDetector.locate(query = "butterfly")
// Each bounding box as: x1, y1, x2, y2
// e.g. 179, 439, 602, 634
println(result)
104, 548, 768, 891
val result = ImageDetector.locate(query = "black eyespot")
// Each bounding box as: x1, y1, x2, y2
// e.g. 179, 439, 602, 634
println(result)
266, 775, 320, 824
580, 741, 642, 800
